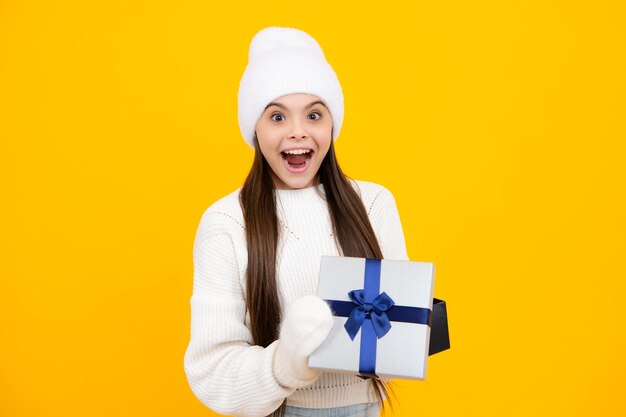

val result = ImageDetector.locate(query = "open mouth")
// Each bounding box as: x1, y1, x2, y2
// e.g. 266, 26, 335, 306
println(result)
281, 149, 314, 172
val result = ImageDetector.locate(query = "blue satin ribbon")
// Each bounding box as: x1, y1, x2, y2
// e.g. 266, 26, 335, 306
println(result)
344, 290, 395, 340
325, 258, 432, 377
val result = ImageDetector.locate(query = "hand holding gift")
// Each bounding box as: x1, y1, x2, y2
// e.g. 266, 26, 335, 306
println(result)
273, 295, 334, 389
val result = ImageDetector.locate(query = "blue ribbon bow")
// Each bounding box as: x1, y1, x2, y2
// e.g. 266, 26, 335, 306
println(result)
344, 290, 395, 340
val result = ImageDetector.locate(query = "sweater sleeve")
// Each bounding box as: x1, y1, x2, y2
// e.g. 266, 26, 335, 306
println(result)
369, 186, 409, 261
183, 210, 295, 417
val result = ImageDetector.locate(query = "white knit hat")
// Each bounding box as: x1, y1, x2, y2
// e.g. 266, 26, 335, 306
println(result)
238, 27, 344, 148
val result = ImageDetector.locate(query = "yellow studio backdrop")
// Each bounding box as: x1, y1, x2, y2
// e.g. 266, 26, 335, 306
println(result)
1, 0, 625, 416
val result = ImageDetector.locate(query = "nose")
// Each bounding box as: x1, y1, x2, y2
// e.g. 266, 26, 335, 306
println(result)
288, 118, 308, 140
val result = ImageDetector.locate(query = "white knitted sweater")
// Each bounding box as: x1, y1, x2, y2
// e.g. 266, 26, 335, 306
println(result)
183, 180, 408, 417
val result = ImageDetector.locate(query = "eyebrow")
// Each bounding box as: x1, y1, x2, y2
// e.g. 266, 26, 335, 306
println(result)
264, 100, 328, 111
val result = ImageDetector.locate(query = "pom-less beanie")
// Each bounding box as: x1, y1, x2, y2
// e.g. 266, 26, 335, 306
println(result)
237, 27, 344, 148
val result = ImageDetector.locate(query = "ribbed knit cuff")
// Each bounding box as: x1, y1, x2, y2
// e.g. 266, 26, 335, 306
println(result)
273, 340, 321, 390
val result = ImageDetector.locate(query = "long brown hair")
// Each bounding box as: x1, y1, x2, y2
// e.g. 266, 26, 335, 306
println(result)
239, 135, 392, 416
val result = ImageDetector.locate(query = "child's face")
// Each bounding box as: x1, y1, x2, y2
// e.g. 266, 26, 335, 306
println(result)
255, 93, 333, 189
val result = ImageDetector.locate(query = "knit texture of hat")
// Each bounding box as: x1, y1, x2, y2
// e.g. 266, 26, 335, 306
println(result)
238, 27, 344, 148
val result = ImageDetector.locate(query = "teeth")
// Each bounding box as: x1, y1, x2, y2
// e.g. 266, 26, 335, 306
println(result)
283, 149, 311, 155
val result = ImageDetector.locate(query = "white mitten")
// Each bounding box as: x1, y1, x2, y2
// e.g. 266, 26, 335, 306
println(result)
273, 295, 334, 389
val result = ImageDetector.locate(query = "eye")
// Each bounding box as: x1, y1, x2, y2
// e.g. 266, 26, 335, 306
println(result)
270, 113, 285, 122
308, 111, 322, 120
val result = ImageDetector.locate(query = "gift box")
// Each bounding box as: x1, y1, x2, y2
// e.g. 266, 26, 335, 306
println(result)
309, 255, 435, 380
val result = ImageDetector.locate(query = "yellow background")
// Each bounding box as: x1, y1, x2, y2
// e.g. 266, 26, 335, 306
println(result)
2, 1, 625, 416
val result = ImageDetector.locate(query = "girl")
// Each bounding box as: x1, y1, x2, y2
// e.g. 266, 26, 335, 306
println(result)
184, 27, 409, 417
